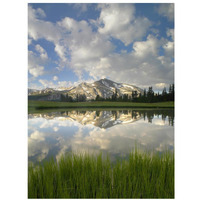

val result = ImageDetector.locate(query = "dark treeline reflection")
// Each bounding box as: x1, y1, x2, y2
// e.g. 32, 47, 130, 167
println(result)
118, 109, 174, 126
136, 110, 174, 126
29, 109, 174, 127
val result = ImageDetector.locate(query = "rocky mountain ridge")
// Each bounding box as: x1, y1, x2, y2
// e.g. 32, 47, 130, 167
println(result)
28, 78, 143, 101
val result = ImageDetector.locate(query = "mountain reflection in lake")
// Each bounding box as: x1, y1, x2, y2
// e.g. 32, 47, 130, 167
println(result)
28, 109, 174, 165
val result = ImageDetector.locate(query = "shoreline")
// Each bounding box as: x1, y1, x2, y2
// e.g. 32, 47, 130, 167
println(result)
28, 100, 174, 113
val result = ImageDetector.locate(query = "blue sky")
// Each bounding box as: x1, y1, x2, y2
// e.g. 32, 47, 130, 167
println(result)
28, 3, 174, 91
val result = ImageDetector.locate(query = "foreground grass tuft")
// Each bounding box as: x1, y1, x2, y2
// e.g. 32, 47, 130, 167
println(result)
28, 151, 174, 198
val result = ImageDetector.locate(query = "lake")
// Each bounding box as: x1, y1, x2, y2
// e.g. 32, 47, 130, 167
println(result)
28, 109, 174, 165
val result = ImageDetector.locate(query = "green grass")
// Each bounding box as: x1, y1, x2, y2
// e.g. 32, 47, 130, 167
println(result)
28, 100, 174, 113
28, 150, 174, 198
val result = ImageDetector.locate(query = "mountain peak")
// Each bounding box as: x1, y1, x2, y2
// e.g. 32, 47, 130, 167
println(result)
100, 78, 113, 82
29, 78, 143, 101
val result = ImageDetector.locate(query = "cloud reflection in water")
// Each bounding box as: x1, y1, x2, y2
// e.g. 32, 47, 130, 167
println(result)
28, 110, 174, 164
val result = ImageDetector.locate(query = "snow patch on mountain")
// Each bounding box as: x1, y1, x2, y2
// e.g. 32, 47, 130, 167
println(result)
113, 83, 122, 89
122, 84, 134, 89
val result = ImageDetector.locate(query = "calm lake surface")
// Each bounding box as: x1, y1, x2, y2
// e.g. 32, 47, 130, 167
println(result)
28, 109, 174, 165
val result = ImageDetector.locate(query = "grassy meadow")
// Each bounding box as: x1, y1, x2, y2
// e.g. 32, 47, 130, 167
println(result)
28, 100, 174, 113
28, 150, 174, 198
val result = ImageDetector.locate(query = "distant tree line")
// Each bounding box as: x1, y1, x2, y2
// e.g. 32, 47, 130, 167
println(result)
94, 84, 174, 103
60, 93, 87, 102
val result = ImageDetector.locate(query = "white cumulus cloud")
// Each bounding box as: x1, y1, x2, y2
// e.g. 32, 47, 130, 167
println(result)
35, 44, 48, 60
28, 48, 47, 77
97, 4, 152, 45
29, 66, 44, 77
163, 41, 174, 57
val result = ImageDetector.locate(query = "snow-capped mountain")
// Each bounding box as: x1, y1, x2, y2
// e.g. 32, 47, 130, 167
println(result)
28, 88, 40, 95
28, 78, 143, 101
67, 78, 143, 100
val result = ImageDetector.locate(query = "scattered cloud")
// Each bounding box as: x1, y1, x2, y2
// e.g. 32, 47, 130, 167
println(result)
36, 7, 46, 18
158, 3, 174, 22
163, 41, 174, 57
58, 81, 72, 88
39, 79, 55, 88
29, 66, 44, 77
35, 44, 48, 60
28, 5, 62, 42
133, 35, 163, 57
39, 79, 72, 88
54, 44, 67, 62
166, 28, 174, 41
97, 4, 152, 45
28, 38, 32, 45
74, 3, 88, 13
28, 50, 46, 77
28, 4, 174, 90
53, 76, 58, 81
